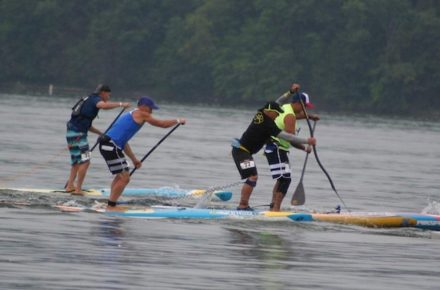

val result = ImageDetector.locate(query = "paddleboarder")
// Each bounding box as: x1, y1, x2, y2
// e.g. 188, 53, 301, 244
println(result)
65, 84, 130, 195
99, 96, 186, 208
264, 89, 319, 211
231, 101, 316, 211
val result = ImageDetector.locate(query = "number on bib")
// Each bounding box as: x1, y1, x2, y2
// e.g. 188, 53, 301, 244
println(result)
240, 160, 255, 170
80, 151, 91, 162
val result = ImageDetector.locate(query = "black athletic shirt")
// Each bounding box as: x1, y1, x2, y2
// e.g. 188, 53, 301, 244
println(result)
239, 110, 282, 154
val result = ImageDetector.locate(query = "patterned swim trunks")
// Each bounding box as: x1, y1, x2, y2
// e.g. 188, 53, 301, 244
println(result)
66, 129, 90, 165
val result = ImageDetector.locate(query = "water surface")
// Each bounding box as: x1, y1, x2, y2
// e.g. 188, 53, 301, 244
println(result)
1, 94, 439, 289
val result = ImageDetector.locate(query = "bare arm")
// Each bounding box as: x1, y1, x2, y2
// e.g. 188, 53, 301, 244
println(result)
276, 91, 293, 105
277, 131, 316, 146
276, 83, 300, 105
133, 110, 186, 128
295, 110, 320, 121
282, 113, 309, 151
123, 143, 141, 169
283, 114, 296, 134
291, 142, 312, 153
147, 117, 182, 128
88, 125, 102, 135
96, 101, 130, 110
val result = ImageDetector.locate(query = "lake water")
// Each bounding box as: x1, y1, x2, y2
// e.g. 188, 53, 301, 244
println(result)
0, 94, 439, 290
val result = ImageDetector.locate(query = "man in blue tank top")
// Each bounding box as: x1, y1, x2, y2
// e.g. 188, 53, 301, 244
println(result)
99, 96, 186, 208
65, 84, 130, 195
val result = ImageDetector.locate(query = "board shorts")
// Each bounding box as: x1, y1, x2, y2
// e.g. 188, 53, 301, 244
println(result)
99, 136, 129, 175
232, 147, 257, 179
66, 129, 90, 165
264, 142, 291, 179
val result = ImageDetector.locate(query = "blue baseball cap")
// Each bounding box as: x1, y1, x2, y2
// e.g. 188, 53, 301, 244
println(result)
138, 96, 159, 110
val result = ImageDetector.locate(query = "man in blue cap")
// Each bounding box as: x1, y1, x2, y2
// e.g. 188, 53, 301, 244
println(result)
99, 96, 186, 208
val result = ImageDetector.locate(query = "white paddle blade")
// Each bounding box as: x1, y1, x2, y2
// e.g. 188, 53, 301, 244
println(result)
291, 182, 305, 206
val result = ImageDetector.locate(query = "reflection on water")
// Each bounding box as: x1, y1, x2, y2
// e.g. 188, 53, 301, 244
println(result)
226, 227, 290, 269
226, 227, 291, 290
93, 219, 126, 248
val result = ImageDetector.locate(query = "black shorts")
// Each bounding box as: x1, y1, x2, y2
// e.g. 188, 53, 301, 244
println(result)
232, 147, 257, 179
264, 142, 291, 179
99, 136, 129, 175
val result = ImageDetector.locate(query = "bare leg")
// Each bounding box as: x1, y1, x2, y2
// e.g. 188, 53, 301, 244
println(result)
271, 191, 285, 212
238, 175, 257, 209
108, 171, 130, 205
73, 161, 90, 194
270, 180, 280, 207
66, 164, 79, 192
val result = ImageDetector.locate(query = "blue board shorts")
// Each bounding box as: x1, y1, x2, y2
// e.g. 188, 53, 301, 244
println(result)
66, 129, 90, 165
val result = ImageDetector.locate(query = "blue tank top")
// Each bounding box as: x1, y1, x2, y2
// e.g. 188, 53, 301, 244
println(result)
106, 110, 143, 148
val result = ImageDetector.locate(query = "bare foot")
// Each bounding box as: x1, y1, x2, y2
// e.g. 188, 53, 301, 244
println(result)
106, 205, 130, 212
71, 191, 86, 196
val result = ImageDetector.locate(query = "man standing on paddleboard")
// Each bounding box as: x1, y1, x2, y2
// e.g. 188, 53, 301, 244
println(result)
65, 84, 130, 195
264, 84, 320, 211
99, 96, 186, 208
231, 99, 316, 211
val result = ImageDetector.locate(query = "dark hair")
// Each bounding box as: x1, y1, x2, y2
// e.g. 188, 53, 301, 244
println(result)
94, 84, 111, 94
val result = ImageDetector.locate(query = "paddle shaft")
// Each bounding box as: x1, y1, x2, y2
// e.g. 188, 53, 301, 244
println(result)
291, 121, 316, 206
298, 120, 316, 183
90, 107, 126, 152
298, 96, 351, 212
129, 123, 181, 176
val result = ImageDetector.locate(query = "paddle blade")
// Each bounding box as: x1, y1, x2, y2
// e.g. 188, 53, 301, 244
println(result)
291, 182, 305, 206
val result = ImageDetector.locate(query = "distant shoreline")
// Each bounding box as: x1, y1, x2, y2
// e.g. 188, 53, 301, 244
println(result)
1, 82, 439, 121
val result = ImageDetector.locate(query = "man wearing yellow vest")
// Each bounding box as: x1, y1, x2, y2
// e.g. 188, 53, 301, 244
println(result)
231, 99, 316, 211
265, 85, 319, 211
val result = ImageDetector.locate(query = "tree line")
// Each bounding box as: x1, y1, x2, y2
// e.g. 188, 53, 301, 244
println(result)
0, 0, 439, 115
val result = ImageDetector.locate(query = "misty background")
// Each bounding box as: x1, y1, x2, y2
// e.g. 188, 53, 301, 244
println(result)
0, 0, 439, 116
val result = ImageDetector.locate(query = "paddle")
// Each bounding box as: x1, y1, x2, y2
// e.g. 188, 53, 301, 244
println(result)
129, 123, 181, 176
297, 94, 351, 212
90, 107, 126, 152
291, 120, 317, 206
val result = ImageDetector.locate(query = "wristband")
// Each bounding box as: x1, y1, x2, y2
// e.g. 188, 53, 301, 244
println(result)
176, 118, 180, 124
119, 102, 122, 107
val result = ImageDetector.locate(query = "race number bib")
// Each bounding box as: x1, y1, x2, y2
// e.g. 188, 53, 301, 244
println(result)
240, 160, 255, 170
80, 151, 91, 162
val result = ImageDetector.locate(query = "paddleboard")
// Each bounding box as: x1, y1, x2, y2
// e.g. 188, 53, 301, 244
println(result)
54, 204, 440, 231
3, 187, 232, 201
